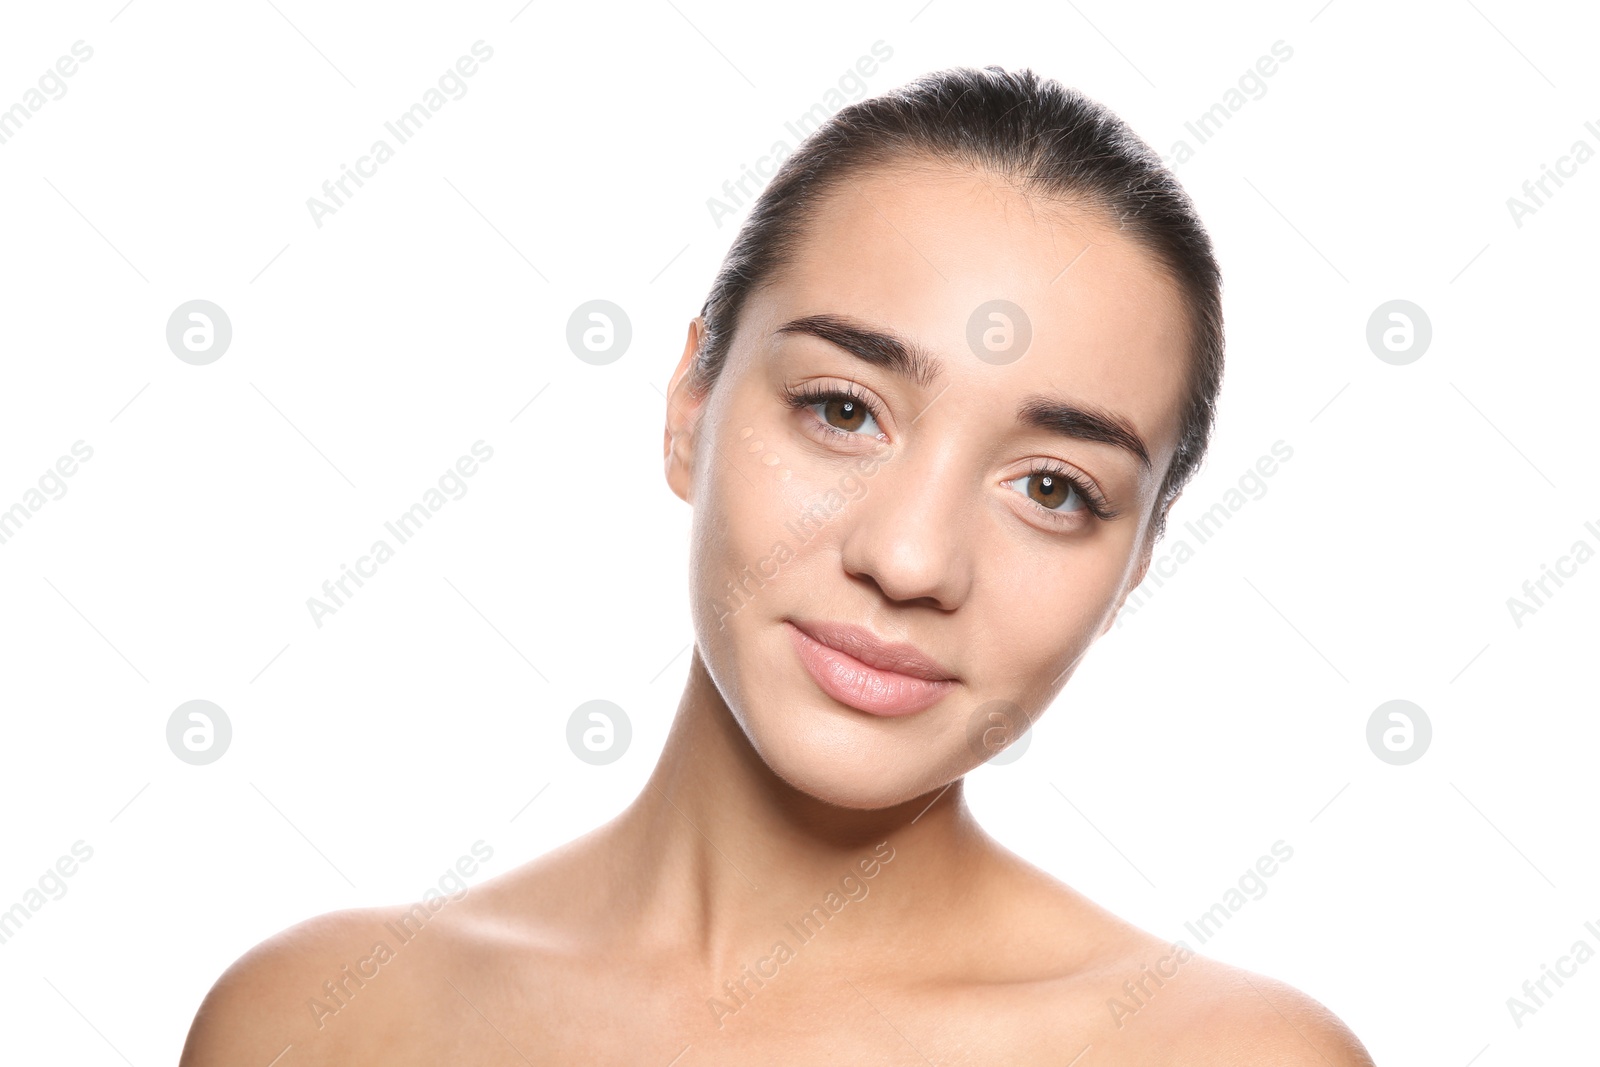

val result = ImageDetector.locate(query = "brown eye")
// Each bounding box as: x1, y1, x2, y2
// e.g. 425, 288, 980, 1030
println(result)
1008, 470, 1085, 512
822, 395, 869, 433
783, 384, 885, 439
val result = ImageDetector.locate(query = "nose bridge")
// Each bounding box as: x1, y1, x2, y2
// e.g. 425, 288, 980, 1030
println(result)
838, 440, 973, 607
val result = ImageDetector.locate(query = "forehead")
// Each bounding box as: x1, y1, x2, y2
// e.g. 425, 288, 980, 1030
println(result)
748, 159, 1193, 469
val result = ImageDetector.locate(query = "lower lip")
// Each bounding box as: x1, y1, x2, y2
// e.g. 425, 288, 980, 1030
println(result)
784, 621, 956, 717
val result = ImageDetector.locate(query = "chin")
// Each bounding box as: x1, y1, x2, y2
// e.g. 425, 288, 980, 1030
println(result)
754, 724, 961, 810
735, 678, 974, 810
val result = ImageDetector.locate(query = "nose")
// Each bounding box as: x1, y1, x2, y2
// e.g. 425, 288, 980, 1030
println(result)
836, 446, 973, 611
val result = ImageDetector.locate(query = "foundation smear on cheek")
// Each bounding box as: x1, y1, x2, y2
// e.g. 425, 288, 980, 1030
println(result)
739, 425, 793, 479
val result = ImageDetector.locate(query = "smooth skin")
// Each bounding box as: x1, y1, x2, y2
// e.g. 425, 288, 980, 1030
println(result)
180, 158, 1376, 1065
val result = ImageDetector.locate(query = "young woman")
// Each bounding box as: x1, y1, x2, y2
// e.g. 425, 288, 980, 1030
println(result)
182, 66, 1375, 1064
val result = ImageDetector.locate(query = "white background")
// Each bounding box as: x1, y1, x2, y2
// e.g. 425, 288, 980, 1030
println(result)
1, 0, 1595, 1062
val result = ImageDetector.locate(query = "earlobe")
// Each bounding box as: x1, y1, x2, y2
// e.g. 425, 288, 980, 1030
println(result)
663, 317, 708, 505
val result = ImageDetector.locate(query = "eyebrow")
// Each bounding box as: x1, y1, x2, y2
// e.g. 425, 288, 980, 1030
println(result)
773, 312, 1153, 471
775, 313, 943, 389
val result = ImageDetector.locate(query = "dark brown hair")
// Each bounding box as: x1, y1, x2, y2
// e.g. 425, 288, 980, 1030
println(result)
692, 65, 1224, 541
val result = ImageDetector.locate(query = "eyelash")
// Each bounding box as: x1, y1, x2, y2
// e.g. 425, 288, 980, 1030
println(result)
781, 381, 883, 439
779, 382, 1119, 524
1021, 461, 1119, 522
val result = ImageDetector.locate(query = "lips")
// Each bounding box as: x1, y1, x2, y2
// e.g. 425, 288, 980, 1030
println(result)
784, 619, 958, 717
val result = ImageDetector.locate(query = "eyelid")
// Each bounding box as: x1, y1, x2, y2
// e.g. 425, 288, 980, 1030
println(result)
781, 379, 893, 440
1009, 460, 1120, 523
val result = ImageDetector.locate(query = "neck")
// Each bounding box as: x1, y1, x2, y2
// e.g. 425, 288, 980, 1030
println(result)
599, 647, 990, 967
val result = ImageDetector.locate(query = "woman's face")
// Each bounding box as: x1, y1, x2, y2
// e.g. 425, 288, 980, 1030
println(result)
664, 159, 1194, 809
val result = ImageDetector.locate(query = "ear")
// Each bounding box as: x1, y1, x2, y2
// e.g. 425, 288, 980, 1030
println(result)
1099, 489, 1183, 636
663, 316, 710, 505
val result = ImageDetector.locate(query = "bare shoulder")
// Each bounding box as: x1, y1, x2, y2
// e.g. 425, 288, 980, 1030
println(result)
177, 845, 592, 1067
973, 851, 1373, 1064
179, 908, 403, 1067
1159, 955, 1375, 1065
177, 901, 472, 1067
1087, 929, 1376, 1066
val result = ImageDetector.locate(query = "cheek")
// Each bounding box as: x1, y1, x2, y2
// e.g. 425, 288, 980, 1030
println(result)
694, 400, 858, 596
704, 433, 800, 570
686, 409, 806, 641
967, 538, 1134, 693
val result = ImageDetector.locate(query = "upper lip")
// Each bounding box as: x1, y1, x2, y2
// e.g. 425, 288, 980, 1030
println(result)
788, 619, 957, 682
